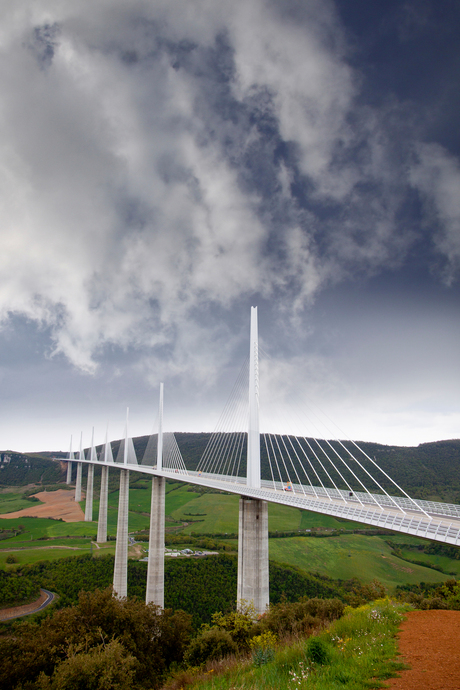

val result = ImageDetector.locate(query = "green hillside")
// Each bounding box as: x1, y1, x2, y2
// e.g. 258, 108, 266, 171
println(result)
1, 434, 460, 598
2, 435, 460, 502
268, 534, 448, 589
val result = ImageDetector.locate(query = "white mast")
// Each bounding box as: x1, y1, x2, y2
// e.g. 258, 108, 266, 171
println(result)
124, 408, 129, 465
157, 383, 164, 471
104, 424, 113, 463
247, 306, 261, 488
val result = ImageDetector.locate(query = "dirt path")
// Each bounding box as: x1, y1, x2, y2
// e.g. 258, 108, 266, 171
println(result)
388, 610, 460, 690
1, 489, 85, 522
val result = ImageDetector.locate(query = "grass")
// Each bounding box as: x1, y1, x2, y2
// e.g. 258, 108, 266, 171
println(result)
397, 547, 460, 576
0, 517, 91, 540
165, 486, 198, 515
0, 546, 93, 567
268, 534, 449, 589
173, 495, 308, 534
1, 537, 92, 549
299, 511, 367, 531
1, 487, 459, 589
268, 504, 302, 531
175, 494, 239, 534
179, 599, 409, 690
0, 494, 44, 514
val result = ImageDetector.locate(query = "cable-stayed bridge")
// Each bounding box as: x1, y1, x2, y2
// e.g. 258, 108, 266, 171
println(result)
67, 307, 460, 613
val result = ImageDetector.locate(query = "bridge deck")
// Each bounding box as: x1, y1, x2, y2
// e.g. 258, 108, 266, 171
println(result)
77, 459, 460, 547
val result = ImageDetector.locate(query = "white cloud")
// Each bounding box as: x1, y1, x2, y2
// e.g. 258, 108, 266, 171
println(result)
0, 0, 458, 389
229, 0, 356, 196
410, 142, 460, 284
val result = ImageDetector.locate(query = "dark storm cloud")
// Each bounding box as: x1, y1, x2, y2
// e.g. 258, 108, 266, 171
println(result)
0, 0, 459, 449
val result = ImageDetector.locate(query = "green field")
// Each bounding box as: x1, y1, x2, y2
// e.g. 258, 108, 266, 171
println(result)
299, 511, 368, 531
0, 516, 97, 539
1, 485, 459, 592
0, 546, 93, 568
397, 547, 460, 577
174, 493, 239, 534
268, 534, 449, 589
165, 486, 200, 514
0, 493, 45, 514
2, 537, 91, 549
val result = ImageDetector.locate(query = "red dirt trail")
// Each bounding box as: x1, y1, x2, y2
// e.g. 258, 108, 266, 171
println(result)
387, 609, 460, 690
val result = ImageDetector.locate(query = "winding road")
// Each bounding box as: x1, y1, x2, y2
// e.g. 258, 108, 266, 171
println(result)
0, 589, 55, 621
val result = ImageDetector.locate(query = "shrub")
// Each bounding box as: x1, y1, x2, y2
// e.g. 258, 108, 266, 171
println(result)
6, 555, 18, 564
210, 601, 258, 650
260, 597, 344, 639
185, 628, 238, 667
249, 631, 277, 667
0, 587, 192, 690
420, 597, 448, 610
35, 640, 138, 690
305, 636, 330, 665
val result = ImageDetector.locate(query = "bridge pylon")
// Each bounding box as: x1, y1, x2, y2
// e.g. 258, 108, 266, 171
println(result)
113, 409, 131, 598
84, 428, 96, 522
238, 307, 269, 614
146, 383, 165, 607
113, 468, 129, 597
97, 428, 112, 543
75, 432, 83, 503
66, 436, 73, 484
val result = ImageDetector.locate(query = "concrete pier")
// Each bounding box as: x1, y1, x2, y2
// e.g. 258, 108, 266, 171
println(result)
237, 497, 269, 614
113, 469, 129, 598
97, 465, 109, 543
75, 462, 82, 502
84, 464, 94, 521
146, 476, 165, 607
66, 461, 72, 484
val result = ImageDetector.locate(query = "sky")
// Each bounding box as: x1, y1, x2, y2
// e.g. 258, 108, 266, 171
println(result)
0, 0, 459, 452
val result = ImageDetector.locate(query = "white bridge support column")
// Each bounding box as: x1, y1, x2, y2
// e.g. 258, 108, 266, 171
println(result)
75, 463, 82, 502
66, 436, 74, 484
85, 464, 94, 521
75, 433, 84, 503
146, 383, 165, 607
237, 306, 269, 614
113, 468, 129, 598
98, 430, 113, 543
237, 497, 269, 613
146, 476, 165, 606
85, 430, 96, 522
97, 465, 109, 543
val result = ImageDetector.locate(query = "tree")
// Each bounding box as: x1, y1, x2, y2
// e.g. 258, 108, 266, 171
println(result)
36, 640, 137, 690
0, 588, 192, 690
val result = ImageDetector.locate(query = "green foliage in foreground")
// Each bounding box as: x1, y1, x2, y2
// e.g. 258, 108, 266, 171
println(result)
0, 588, 192, 690
186, 597, 346, 667
184, 600, 409, 690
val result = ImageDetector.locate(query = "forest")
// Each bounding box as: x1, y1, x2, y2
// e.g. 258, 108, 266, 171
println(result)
0, 553, 387, 626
